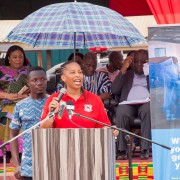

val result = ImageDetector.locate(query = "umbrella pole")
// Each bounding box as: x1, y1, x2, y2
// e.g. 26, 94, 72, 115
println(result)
74, 32, 76, 61
37, 51, 43, 67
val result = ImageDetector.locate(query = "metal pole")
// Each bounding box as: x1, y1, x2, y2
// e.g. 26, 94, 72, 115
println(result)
73, 112, 171, 150
74, 32, 76, 62
125, 135, 133, 180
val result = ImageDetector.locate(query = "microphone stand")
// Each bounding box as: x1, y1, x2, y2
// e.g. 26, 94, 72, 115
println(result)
72, 111, 171, 180
0, 112, 56, 180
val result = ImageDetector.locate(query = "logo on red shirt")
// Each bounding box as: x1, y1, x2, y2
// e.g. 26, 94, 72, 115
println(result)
84, 104, 92, 112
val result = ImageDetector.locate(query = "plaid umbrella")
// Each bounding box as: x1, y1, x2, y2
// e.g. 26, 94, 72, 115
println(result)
7, 2, 144, 48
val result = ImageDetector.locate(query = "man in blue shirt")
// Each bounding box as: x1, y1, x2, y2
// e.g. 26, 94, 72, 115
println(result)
9, 66, 48, 180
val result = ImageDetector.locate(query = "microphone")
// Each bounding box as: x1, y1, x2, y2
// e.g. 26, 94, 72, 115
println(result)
58, 101, 66, 119
50, 88, 67, 113
66, 100, 75, 120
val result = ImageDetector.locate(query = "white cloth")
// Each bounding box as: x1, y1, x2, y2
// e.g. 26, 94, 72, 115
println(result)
127, 74, 149, 101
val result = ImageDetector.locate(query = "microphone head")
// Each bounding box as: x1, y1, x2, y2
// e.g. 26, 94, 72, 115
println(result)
66, 100, 74, 119
66, 100, 74, 110
58, 101, 66, 119
60, 87, 67, 94
60, 101, 66, 106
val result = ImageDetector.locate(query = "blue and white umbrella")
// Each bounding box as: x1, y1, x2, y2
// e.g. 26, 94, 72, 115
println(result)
7, 2, 144, 49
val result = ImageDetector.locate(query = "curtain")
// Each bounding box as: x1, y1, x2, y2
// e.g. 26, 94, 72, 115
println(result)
109, 0, 152, 16
146, 0, 180, 24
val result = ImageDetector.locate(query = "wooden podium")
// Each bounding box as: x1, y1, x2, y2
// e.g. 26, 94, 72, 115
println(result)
32, 128, 116, 180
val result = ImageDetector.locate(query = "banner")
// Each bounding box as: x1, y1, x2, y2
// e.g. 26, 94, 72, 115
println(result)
149, 25, 180, 179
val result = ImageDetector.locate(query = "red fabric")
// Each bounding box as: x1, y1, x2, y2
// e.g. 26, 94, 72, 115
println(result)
89, 47, 108, 53
146, 0, 180, 24
109, 0, 152, 16
41, 90, 111, 128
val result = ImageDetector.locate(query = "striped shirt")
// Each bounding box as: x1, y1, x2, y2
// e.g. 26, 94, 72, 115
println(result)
83, 71, 112, 95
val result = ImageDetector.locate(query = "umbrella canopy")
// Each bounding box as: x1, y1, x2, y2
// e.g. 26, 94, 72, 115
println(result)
7, 2, 144, 48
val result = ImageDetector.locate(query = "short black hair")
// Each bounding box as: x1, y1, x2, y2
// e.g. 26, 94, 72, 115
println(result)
83, 52, 97, 63
127, 50, 136, 57
108, 51, 123, 63
68, 52, 84, 61
27, 66, 46, 79
135, 49, 148, 58
5, 45, 29, 66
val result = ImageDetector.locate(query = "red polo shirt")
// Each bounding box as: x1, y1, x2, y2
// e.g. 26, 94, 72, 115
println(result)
41, 90, 111, 128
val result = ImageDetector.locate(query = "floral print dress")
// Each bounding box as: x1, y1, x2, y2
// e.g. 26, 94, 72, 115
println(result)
0, 65, 29, 156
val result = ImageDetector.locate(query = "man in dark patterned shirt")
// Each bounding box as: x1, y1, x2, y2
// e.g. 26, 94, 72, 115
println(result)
82, 52, 112, 101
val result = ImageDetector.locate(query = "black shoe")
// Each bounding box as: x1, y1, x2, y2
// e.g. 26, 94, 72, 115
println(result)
117, 151, 127, 160
140, 149, 149, 160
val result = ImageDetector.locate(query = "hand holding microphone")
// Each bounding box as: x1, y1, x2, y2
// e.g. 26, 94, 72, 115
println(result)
49, 88, 67, 114
49, 98, 60, 115
48, 100, 74, 121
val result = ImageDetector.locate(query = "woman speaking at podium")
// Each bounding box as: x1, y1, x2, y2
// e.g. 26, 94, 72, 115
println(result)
40, 61, 118, 135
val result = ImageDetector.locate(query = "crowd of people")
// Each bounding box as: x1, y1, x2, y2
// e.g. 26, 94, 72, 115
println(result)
0, 45, 151, 179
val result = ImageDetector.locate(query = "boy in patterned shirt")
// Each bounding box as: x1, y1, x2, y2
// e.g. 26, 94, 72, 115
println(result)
9, 66, 48, 180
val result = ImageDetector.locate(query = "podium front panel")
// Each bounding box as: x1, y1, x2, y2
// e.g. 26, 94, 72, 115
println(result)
32, 128, 116, 180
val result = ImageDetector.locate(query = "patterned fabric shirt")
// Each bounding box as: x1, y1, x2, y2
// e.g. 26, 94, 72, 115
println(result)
0, 65, 30, 125
9, 96, 48, 177
83, 71, 112, 95
0, 65, 30, 107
